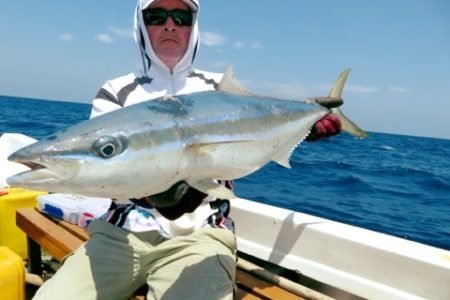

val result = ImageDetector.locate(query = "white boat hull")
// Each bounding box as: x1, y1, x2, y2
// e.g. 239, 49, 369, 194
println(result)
231, 198, 450, 300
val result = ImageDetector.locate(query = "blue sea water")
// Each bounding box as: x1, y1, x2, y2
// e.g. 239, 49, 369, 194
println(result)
1, 95, 450, 250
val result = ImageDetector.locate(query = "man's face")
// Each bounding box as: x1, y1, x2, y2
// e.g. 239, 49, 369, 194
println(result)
145, 0, 193, 69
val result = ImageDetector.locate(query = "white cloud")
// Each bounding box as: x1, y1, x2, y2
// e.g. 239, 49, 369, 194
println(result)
251, 41, 263, 49
243, 80, 309, 99
316, 84, 378, 94
212, 61, 230, 69
97, 34, 114, 44
201, 31, 227, 46
231, 40, 262, 50
110, 27, 134, 39
345, 85, 379, 93
233, 41, 245, 50
272, 82, 309, 98
388, 86, 409, 93
199, 31, 263, 51
244, 80, 380, 99
60, 34, 73, 42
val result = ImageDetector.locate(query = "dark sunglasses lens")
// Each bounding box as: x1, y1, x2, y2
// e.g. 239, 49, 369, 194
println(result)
143, 9, 192, 26
172, 10, 193, 26
143, 9, 167, 25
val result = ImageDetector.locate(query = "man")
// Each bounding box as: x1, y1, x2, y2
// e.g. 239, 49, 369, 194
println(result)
34, 0, 340, 299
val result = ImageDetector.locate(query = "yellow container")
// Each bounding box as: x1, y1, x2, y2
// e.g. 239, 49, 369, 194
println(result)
0, 188, 47, 258
0, 246, 25, 300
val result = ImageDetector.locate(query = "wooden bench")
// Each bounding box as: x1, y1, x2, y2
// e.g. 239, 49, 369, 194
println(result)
16, 207, 329, 300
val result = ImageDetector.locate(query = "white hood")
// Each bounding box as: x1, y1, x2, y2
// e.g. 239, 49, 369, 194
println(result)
134, 0, 200, 77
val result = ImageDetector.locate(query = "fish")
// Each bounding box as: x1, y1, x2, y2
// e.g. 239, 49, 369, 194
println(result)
7, 67, 367, 200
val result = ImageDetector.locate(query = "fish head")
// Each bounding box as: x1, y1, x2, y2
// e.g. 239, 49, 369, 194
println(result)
6, 123, 132, 194
7, 108, 184, 198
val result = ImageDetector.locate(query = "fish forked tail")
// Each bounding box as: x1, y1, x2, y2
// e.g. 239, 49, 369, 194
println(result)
313, 69, 368, 138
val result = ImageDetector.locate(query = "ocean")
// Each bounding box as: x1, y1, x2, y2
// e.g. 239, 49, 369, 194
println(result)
2, 95, 449, 250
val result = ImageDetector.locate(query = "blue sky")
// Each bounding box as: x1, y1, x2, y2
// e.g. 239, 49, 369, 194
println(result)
1, 1, 449, 139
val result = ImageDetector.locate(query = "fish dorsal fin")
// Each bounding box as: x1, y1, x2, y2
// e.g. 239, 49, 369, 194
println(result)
218, 66, 254, 96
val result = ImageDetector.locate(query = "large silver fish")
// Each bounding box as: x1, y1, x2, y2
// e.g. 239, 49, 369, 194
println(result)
7, 68, 367, 199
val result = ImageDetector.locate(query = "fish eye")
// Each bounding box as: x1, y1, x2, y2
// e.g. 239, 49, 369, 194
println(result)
93, 136, 127, 159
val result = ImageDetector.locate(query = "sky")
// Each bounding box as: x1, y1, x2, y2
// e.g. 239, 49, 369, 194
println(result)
1, 1, 449, 140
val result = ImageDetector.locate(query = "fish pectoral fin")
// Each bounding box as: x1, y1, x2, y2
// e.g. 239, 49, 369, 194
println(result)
189, 179, 236, 199
271, 127, 312, 169
272, 152, 292, 169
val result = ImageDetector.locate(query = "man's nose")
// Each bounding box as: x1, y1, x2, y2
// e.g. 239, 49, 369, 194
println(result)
164, 17, 176, 31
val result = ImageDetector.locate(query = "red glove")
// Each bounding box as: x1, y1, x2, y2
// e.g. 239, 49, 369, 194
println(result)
306, 114, 341, 142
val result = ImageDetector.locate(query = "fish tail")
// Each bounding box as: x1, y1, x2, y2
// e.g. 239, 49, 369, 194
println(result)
329, 69, 368, 138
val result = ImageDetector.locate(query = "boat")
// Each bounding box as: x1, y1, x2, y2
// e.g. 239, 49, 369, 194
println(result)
230, 197, 450, 299
1, 133, 450, 299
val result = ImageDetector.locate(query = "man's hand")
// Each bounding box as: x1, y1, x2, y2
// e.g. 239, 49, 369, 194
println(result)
306, 114, 341, 142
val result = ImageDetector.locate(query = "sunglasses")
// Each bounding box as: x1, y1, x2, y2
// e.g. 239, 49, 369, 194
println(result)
142, 8, 193, 27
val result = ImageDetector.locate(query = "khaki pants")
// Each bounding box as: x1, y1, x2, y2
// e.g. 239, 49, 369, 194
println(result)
33, 220, 236, 300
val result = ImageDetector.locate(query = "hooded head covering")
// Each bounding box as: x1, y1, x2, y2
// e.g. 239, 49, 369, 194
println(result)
134, 0, 200, 77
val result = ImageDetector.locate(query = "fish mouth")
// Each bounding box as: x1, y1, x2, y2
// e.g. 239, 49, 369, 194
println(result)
7, 157, 71, 187
19, 161, 47, 172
